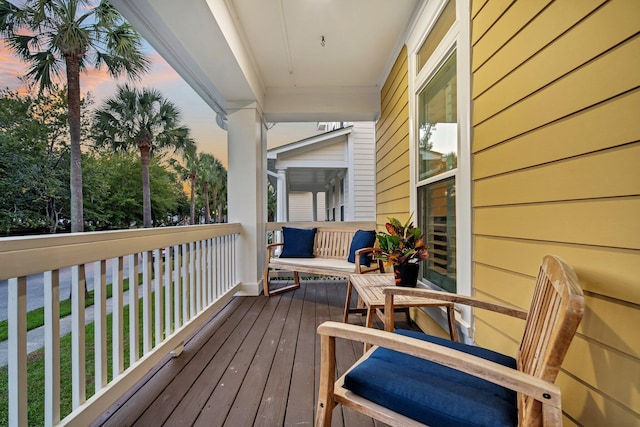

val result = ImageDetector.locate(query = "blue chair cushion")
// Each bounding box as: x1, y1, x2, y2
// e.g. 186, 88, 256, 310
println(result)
343, 329, 518, 427
279, 227, 316, 258
347, 230, 377, 266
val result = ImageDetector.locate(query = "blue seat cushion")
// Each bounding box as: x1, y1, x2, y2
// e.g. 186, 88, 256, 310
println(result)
279, 227, 316, 258
343, 329, 517, 427
347, 230, 377, 266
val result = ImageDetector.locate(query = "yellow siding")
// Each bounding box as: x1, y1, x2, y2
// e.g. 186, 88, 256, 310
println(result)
376, 46, 410, 229
472, 0, 640, 424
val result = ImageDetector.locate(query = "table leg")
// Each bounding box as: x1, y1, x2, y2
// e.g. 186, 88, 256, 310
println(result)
446, 305, 458, 342
343, 279, 354, 323
363, 306, 375, 352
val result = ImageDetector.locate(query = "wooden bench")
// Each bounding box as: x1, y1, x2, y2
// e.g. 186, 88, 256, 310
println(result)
263, 223, 383, 297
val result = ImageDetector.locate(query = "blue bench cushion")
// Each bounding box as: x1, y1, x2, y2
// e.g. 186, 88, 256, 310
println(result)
343, 329, 517, 427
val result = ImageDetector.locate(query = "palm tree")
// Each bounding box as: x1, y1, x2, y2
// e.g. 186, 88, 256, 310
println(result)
209, 157, 227, 222
170, 148, 199, 225
93, 84, 195, 227
0, 0, 149, 232
197, 154, 226, 223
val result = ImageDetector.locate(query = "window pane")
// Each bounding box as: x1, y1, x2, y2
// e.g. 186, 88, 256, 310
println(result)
418, 177, 456, 292
418, 53, 457, 181
417, 0, 456, 72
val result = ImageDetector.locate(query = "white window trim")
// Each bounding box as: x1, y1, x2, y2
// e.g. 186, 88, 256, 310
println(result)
407, 0, 473, 333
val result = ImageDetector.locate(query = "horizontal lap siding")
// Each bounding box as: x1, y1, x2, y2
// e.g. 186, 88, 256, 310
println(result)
376, 46, 410, 228
471, 0, 640, 424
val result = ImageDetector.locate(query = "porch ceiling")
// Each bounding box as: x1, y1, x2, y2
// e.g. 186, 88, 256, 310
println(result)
109, 0, 421, 122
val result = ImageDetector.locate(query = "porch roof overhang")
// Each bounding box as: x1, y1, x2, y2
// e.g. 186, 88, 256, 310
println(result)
109, 0, 422, 123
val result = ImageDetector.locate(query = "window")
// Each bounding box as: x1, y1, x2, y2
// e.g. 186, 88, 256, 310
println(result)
417, 52, 458, 292
409, 0, 471, 324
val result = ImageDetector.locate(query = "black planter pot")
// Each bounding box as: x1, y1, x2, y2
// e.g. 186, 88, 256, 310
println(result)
393, 263, 420, 287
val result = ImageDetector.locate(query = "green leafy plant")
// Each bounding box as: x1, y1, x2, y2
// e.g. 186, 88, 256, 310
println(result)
376, 215, 429, 266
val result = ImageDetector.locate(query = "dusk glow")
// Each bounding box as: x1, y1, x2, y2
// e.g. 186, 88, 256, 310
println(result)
1, 38, 322, 168
0, 39, 228, 164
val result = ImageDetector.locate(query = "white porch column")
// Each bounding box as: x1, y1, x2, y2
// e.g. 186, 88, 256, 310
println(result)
276, 169, 288, 222
227, 103, 266, 296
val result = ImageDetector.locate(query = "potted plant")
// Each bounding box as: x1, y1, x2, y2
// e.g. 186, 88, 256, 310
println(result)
376, 216, 429, 287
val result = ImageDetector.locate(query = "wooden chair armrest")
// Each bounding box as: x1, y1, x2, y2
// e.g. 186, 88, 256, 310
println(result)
382, 287, 528, 320
354, 247, 385, 274
317, 321, 561, 408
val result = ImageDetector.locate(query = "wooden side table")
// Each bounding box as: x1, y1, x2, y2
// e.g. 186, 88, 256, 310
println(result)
344, 273, 458, 342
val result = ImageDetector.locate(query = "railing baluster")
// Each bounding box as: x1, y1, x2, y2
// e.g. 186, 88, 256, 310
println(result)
142, 251, 152, 354
112, 257, 124, 376
212, 237, 218, 299
164, 247, 172, 336
71, 264, 86, 409
44, 270, 60, 427
181, 244, 188, 323
174, 245, 181, 328
195, 240, 202, 312
153, 249, 162, 346
94, 261, 107, 391
189, 242, 195, 320
223, 236, 229, 290
203, 239, 209, 305
8, 277, 27, 427
129, 253, 140, 365
233, 234, 238, 286
207, 238, 218, 304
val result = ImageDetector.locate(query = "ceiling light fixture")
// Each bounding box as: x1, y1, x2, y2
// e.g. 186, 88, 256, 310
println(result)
321, 35, 326, 47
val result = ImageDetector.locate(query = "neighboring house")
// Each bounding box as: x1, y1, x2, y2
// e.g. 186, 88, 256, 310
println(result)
95, 0, 640, 424
267, 122, 376, 222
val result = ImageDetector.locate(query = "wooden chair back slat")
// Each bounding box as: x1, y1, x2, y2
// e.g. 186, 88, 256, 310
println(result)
517, 255, 584, 426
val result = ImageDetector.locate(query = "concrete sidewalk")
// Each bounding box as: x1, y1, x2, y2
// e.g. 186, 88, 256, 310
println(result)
0, 287, 140, 367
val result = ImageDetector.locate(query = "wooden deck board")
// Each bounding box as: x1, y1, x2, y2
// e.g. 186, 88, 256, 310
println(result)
94, 280, 405, 427
254, 287, 304, 427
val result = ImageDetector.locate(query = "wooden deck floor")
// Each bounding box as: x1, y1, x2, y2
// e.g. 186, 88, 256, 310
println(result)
92, 280, 402, 427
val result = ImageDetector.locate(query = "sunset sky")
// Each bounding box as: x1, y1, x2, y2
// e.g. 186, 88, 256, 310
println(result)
0, 40, 321, 167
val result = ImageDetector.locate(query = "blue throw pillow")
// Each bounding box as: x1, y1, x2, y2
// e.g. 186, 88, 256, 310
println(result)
347, 230, 377, 266
279, 227, 316, 258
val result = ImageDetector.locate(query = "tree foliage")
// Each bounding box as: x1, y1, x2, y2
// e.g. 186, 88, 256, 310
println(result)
92, 84, 196, 227
0, 87, 190, 235
0, 87, 71, 234
83, 152, 187, 229
0, 0, 149, 232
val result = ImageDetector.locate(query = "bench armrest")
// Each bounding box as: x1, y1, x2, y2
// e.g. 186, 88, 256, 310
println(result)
266, 242, 284, 260
354, 247, 385, 274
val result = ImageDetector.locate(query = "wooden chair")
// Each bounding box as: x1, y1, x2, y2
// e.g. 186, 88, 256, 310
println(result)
315, 255, 584, 427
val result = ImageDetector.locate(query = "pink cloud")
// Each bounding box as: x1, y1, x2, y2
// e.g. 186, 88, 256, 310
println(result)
0, 44, 29, 91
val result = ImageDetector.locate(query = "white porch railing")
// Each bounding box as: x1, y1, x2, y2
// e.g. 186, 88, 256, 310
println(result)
0, 223, 242, 427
